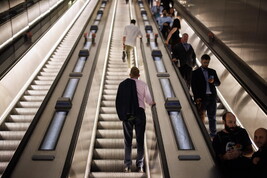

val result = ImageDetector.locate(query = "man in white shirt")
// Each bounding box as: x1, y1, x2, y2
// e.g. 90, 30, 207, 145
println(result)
123, 19, 143, 68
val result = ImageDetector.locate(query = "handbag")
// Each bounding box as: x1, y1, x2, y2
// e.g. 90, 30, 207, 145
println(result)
122, 50, 126, 62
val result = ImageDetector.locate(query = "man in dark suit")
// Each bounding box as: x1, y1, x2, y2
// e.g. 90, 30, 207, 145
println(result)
172, 33, 196, 88
191, 54, 221, 137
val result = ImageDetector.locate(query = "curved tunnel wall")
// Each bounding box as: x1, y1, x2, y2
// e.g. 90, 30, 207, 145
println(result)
182, 0, 267, 82
180, 19, 267, 141
0, 0, 63, 49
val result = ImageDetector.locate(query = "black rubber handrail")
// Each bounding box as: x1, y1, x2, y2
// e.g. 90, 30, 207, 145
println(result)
173, 2, 267, 115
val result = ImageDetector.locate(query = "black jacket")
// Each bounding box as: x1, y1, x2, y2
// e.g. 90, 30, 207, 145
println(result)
116, 78, 139, 121
191, 67, 221, 100
172, 43, 196, 67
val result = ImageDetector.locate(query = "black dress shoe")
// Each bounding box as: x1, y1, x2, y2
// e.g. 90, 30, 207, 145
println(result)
124, 166, 131, 172
137, 167, 144, 173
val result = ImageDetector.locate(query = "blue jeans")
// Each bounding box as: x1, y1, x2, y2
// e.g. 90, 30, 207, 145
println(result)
123, 108, 146, 168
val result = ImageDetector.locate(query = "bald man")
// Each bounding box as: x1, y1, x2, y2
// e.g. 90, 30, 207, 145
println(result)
251, 128, 267, 178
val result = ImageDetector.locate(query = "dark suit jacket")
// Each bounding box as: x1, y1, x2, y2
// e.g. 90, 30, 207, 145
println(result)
172, 43, 196, 67
191, 67, 221, 100
116, 78, 139, 121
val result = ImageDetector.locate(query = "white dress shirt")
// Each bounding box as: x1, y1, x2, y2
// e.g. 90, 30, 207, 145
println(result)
123, 24, 143, 47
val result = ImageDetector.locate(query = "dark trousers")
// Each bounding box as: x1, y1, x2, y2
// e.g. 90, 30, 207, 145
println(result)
123, 107, 146, 168
197, 95, 217, 136
179, 65, 192, 88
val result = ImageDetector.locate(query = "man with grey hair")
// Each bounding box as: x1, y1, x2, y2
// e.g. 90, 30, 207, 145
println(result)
172, 33, 196, 88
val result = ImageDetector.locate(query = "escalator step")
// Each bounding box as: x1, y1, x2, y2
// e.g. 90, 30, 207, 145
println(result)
32, 80, 53, 85
104, 84, 118, 90
106, 71, 128, 76
105, 80, 122, 85
99, 114, 118, 121
39, 72, 57, 77
100, 107, 116, 114
36, 76, 56, 81
102, 95, 116, 100
91, 160, 139, 172
0, 162, 8, 174
1, 123, 30, 131
97, 121, 122, 129
106, 66, 128, 71
106, 65, 126, 69
102, 89, 117, 95
0, 131, 25, 140
25, 90, 48, 95
89, 172, 146, 178
0, 140, 20, 150
106, 75, 126, 80
8, 115, 34, 122
0, 150, 15, 161
17, 101, 42, 108
30, 85, 50, 90
22, 95, 45, 101
96, 130, 124, 138
93, 149, 137, 159
101, 101, 115, 107
216, 109, 226, 116
12, 108, 38, 115
94, 139, 136, 148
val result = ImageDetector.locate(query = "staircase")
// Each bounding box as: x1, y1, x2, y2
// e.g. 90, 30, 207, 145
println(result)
88, 0, 146, 177
0, 33, 77, 177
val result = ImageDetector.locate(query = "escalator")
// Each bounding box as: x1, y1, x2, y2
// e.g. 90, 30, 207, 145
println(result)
88, 1, 146, 177
1, 0, 249, 177
0, 22, 80, 177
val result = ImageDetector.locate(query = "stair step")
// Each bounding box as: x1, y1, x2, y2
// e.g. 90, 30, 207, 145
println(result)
25, 90, 48, 95
0, 162, 9, 175
22, 95, 45, 101
101, 101, 115, 107
97, 121, 122, 129
0, 151, 15, 161
1, 123, 30, 131
0, 140, 20, 150
0, 131, 25, 140
8, 115, 34, 122
89, 172, 146, 178
91, 160, 140, 172
95, 139, 136, 148
100, 107, 117, 114
12, 108, 38, 115
96, 130, 124, 138
17, 101, 42, 108
93, 149, 137, 159
99, 114, 119, 121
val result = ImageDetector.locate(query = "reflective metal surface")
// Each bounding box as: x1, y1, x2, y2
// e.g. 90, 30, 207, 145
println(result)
180, 0, 267, 82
